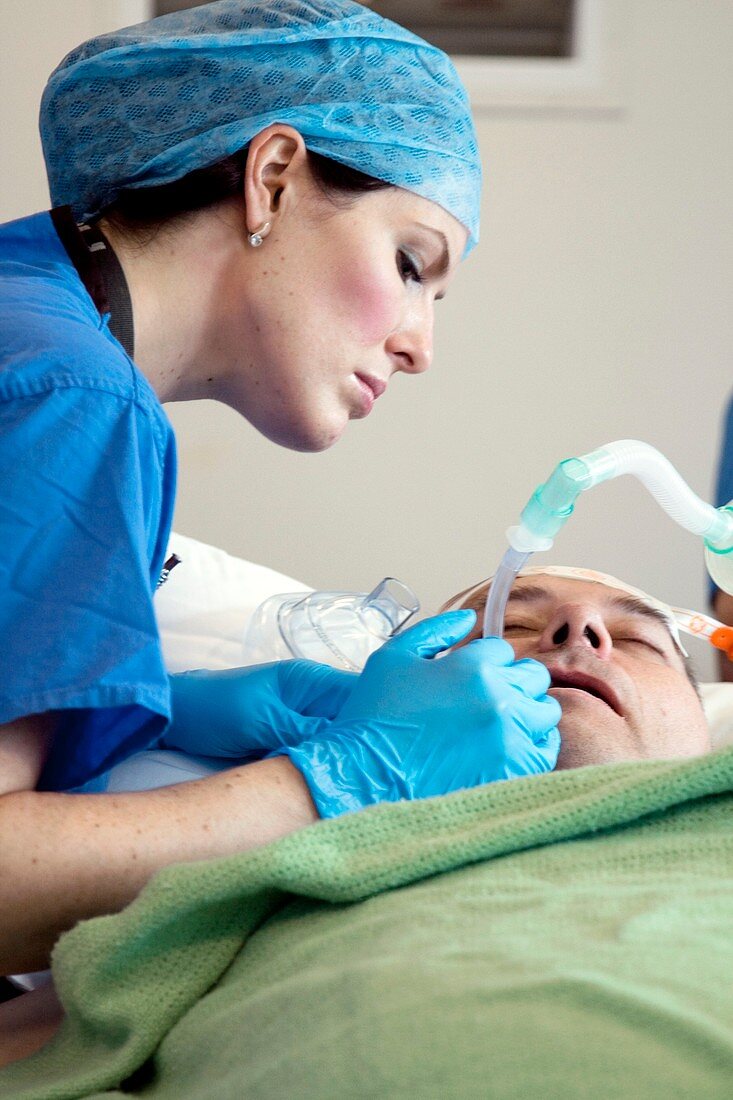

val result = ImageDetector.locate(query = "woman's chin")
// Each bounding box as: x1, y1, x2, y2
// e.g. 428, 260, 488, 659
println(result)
264, 413, 347, 453
299, 425, 347, 453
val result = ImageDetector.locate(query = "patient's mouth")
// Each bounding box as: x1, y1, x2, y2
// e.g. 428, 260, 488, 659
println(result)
548, 669, 623, 716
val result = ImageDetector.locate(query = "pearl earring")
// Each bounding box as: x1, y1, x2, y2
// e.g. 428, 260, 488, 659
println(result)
248, 221, 271, 247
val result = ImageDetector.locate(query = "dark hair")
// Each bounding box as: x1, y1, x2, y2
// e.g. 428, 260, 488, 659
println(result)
100, 148, 390, 234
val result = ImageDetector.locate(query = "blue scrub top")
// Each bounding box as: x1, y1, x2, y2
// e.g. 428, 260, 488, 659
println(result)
0, 211, 177, 790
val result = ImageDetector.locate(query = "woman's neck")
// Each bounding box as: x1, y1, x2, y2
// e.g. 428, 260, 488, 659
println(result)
99, 203, 246, 404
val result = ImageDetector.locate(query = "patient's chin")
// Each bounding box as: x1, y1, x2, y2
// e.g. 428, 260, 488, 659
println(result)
554, 728, 639, 771
555, 725, 712, 770
556, 747, 620, 771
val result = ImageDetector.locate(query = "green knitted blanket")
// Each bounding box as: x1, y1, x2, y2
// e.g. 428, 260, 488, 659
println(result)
5, 746, 733, 1099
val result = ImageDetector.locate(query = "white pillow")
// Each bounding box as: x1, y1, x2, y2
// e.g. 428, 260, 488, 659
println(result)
699, 682, 733, 750
155, 531, 311, 672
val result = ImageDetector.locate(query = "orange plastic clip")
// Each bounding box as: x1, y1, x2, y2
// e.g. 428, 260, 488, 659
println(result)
710, 626, 733, 660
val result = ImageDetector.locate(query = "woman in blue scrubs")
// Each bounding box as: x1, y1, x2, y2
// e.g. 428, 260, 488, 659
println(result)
0, 0, 560, 1016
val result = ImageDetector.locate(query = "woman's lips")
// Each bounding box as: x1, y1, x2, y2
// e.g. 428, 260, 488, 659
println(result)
547, 667, 624, 716
356, 372, 386, 398
353, 373, 387, 416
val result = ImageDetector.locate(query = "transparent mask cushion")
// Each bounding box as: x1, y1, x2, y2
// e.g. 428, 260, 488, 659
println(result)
277, 578, 420, 671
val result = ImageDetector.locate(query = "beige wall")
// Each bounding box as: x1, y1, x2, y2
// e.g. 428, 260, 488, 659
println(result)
0, 1, 150, 216
3, 1, 732, 678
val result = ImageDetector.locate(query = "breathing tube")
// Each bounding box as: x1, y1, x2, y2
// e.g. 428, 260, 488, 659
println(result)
483, 440, 733, 638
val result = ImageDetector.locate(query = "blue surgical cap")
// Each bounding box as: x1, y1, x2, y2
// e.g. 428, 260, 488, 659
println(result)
40, 0, 481, 252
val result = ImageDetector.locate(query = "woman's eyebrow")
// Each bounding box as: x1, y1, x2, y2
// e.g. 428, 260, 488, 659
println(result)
414, 224, 451, 277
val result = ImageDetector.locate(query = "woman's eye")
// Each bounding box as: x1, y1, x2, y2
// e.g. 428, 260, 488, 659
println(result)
397, 249, 423, 284
503, 623, 537, 635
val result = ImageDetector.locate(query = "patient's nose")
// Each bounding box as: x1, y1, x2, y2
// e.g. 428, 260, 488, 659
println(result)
537, 603, 613, 659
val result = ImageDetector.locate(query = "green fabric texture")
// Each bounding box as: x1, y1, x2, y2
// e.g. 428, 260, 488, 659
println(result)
4, 746, 733, 1099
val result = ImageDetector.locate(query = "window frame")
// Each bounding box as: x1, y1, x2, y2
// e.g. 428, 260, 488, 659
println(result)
109, 0, 627, 115
456, 0, 628, 114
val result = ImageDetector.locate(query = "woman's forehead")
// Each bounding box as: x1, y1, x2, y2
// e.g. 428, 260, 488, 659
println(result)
361, 186, 468, 260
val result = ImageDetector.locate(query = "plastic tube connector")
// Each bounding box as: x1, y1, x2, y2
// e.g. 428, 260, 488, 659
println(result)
705, 504, 733, 552
506, 525, 553, 554
513, 457, 592, 550
704, 527, 733, 596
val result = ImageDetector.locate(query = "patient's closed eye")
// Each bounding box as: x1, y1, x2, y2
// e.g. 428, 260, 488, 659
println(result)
614, 634, 666, 658
504, 621, 541, 634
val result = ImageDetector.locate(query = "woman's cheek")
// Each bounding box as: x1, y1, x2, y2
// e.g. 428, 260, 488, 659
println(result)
347, 269, 401, 345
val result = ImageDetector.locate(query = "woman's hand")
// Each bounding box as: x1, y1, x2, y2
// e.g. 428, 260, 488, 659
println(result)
276, 610, 562, 817
162, 661, 357, 760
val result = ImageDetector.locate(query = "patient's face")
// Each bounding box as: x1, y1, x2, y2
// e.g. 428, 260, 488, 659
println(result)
455, 576, 711, 770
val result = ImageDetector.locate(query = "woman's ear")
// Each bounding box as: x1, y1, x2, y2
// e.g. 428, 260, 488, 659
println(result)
243, 124, 309, 233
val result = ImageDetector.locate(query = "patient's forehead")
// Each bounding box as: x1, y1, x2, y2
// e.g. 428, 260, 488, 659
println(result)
510, 576, 628, 605
461, 574, 629, 612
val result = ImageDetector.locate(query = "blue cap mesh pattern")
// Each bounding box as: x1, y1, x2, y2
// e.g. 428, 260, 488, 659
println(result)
40, 0, 481, 252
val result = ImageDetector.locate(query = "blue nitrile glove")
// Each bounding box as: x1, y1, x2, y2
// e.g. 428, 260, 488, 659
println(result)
161, 661, 357, 760
277, 610, 561, 817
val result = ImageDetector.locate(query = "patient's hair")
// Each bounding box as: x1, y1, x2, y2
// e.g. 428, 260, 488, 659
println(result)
447, 582, 701, 699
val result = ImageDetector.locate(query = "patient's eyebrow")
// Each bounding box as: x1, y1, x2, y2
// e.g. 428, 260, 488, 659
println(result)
607, 594, 673, 637
506, 585, 552, 605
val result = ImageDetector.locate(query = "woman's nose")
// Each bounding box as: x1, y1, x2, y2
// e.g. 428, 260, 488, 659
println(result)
385, 306, 433, 375
537, 604, 614, 659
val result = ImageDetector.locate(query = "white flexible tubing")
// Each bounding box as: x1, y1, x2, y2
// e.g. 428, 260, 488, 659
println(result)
585, 440, 728, 542
483, 548, 531, 638
484, 441, 733, 640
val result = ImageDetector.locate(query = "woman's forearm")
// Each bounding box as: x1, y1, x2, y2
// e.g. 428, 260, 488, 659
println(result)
0, 756, 317, 975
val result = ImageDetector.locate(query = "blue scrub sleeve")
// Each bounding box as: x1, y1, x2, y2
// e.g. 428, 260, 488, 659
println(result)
0, 382, 175, 790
